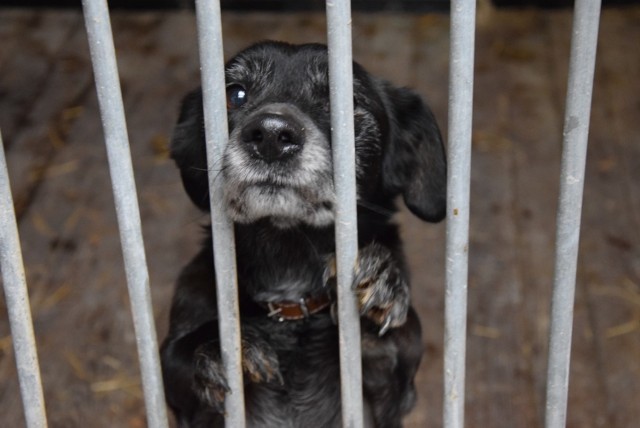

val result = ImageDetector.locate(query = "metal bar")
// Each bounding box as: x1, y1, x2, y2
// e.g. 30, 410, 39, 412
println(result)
444, 1, 476, 427
193, 1, 246, 426
545, 1, 601, 427
325, 2, 364, 428
80, 2, 169, 427
0, 130, 48, 428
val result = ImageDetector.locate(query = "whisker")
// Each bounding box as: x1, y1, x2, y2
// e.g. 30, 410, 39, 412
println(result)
356, 200, 395, 218
187, 163, 228, 184
211, 163, 227, 184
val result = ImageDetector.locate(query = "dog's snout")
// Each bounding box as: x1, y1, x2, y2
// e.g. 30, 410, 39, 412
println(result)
241, 114, 303, 163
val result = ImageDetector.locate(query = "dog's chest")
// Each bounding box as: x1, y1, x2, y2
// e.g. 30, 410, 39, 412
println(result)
235, 223, 334, 300
245, 319, 344, 428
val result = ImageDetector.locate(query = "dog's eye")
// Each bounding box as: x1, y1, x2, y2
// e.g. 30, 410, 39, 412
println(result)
226, 84, 247, 109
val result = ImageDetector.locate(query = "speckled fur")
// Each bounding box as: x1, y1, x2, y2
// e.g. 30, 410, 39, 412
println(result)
161, 41, 446, 428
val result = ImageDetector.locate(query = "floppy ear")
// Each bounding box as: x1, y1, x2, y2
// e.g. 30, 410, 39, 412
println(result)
381, 84, 447, 222
170, 89, 211, 211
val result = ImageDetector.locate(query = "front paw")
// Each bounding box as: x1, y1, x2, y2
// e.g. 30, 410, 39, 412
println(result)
193, 336, 284, 411
354, 243, 410, 336
241, 334, 283, 385
193, 342, 230, 413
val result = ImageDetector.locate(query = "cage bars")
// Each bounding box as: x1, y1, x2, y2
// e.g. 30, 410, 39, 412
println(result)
0, 0, 604, 427
326, 1, 365, 427
0, 130, 48, 428
545, 0, 602, 427
193, 1, 246, 426
444, 1, 476, 427
80, 1, 169, 427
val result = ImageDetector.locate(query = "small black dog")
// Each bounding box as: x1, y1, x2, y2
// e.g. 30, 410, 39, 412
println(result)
161, 41, 446, 428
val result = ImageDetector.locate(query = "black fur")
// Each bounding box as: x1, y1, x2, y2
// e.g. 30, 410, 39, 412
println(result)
161, 41, 446, 428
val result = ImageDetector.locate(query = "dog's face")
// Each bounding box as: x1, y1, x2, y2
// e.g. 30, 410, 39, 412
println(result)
172, 41, 446, 226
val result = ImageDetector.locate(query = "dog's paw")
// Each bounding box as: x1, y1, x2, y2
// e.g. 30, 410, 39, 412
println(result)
193, 342, 230, 413
241, 334, 283, 385
354, 243, 410, 336
193, 336, 283, 411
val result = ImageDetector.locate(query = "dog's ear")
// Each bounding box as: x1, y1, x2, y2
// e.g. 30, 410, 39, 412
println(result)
380, 84, 447, 222
171, 89, 211, 211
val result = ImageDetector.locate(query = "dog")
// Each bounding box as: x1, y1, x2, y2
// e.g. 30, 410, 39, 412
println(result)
160, 41, 446, 428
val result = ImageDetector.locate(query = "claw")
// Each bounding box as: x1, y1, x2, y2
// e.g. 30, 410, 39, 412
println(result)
241, 335, 283, 386
379, 316, 392, 337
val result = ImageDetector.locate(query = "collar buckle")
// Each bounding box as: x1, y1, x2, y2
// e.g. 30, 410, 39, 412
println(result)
299, 297, 310, 318
267, 303, 284, 322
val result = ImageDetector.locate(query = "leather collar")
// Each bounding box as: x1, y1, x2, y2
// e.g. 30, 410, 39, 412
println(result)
260, 293, 332, 322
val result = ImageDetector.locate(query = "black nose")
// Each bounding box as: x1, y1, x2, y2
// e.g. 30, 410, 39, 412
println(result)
240, 114, 304, 162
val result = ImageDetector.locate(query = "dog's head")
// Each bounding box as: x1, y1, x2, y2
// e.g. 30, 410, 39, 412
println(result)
171, 41, 446, 227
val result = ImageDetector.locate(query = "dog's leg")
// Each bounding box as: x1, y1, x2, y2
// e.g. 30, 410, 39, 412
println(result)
354, 242, 410, 336
238, 327, 284, 385
324, 242, 410, 336
163, 322, 283, 415
195, 330, 283, 410
362, 307, 423, 427
161, 245, 283, 418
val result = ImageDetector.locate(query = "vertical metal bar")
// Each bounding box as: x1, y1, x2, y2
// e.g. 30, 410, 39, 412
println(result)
325, 2, 364, 428
0, 130, 48, 428
545, 1, 601, 427
80, 2, 169, 428
444, 1, 476, 427
193, 1, 246, 427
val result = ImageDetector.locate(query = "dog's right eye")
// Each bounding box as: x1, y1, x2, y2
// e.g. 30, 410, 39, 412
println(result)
226, 84, 248, 109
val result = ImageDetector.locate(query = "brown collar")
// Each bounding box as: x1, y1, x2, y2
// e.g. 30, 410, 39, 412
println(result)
261, 293, 332, 322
